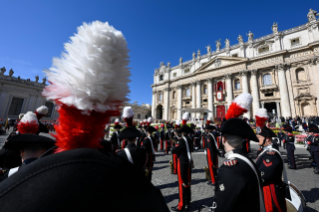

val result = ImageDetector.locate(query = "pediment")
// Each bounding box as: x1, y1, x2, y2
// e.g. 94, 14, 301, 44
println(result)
195, 56, 248, 73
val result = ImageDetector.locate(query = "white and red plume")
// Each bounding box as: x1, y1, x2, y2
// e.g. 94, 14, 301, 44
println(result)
225, 93, 252, 120
255, 108, 268, 128
42, 21, 130, 151
146, 117, 153, 127
206, 116, 212, 125
114, 118, 120, 125
182, 112, 189, 125
122, 106, 134, 127
18, 111, 39, 134
35, 105, 48, 120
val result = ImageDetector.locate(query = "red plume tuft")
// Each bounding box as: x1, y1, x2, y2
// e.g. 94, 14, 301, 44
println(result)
53, 102, 120, 152
18, 121, 39, 134
255, 116, 268, 128
225, 103, 248, 120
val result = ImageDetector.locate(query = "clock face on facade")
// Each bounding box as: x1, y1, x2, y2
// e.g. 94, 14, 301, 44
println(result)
216, 91, 223, 101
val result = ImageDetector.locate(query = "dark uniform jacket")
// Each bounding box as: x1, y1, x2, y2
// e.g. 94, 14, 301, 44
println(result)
212, 148, 261, 212
308, 134, 319, 151
117, 143, 147, 170
110, 131, 120, 149
283, 133, 295, 150
0, 148, 169, 212
171, 136, 192, 163
256, 146, 287, 212
142, 136, 156, 165
206, 133, 218, 152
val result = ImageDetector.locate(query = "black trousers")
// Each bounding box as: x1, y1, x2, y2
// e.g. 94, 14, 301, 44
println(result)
286, 148, 296, 169
177, 159, 191, 210
312, 151, 319, 171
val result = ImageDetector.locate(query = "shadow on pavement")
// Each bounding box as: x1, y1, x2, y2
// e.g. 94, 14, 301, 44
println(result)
156, 181, 178, 190
153, 165, 168, 171
302, 188, 319, 203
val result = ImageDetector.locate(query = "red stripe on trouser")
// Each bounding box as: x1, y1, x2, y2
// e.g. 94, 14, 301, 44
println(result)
121, 140, 125, 149
177, 159, 184, 210
270, 184, 283, 212
202, 136, 205, 148
206, 148, 216, 183
263, 185, 273, 212
160, 139, 163, 150
165, 141, 168, 153
217, 137, 220, 148
246, 142, 249, 152
173, 154, 178, 174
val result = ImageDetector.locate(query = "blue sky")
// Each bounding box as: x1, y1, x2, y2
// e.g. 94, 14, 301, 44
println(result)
0, 0, 317, 105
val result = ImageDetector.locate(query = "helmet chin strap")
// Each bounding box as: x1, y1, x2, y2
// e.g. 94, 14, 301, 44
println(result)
261, 137, 267, 147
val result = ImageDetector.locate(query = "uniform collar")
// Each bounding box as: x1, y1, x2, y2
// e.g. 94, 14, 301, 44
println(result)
262, 143, 273, 150
127, 143, 136, 148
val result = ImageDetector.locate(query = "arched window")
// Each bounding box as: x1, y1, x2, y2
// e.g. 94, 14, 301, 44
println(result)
234, 79, 240, 90
172, 91, 176, 99
203, 85, 207, 94
263, 74, 272, 86
158, 93, 163, 101
296, 68, 306, 82
185, 88, 190, 97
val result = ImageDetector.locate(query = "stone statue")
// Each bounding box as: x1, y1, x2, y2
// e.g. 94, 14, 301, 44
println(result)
237, 35, 243, 44
27, 78, 30, 81
206, 45, 211, 53
307, 9, 318, 22
197, 49, 201, 58
9, 69, 14, 77
18, 76, 20, 80
272, 22, 278, 33
247, 31, 254, 42
154, 69, 159, 75
192, 52, 196, 60
160, 62, 165, 67
167, 62, 171, 68
35, 75, 39, 83
42, 77, 46, 84
0, 67, 6, 75
215, 39, 221, 51
225, 39, 230, 48
179, 57, 183, 64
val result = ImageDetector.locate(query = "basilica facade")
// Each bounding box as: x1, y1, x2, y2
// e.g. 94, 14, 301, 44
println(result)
0, 68, 59, 121
151, 9, 319, 121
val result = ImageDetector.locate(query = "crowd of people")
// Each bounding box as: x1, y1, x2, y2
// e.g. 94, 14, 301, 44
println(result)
0, 21, 318, 212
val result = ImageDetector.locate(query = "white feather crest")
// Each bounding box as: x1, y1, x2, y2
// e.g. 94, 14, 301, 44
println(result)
255, 108, 268, 118
36, 105, 49, 115
147, 117, 153, 123
182, 112, 189, 120
176, 120, 180, 125
20, 111, 39, 124
143, 119, 147, 122
233, 93, 252, 111
122, 106, 134, 118
42, 21, 130, 112
115, 118, 119, 123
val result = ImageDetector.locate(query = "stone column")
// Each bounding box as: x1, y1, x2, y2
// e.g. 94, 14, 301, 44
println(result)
241, 71, 250, 118
196, 81, 201, 118
250, 69, 260, 116
151, 90, 157, 118
261, 102, 265, 108
177, 85, 182, 120
207, 78, 214, 119
276, 64, 292, 118
191, 82, 196, 119
164, 88, 170, 121
225, 74, 233, 107
276, 101, 281, 118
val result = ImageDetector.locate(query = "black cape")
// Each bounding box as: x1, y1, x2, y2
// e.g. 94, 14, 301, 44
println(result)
0, 148, 169, 212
